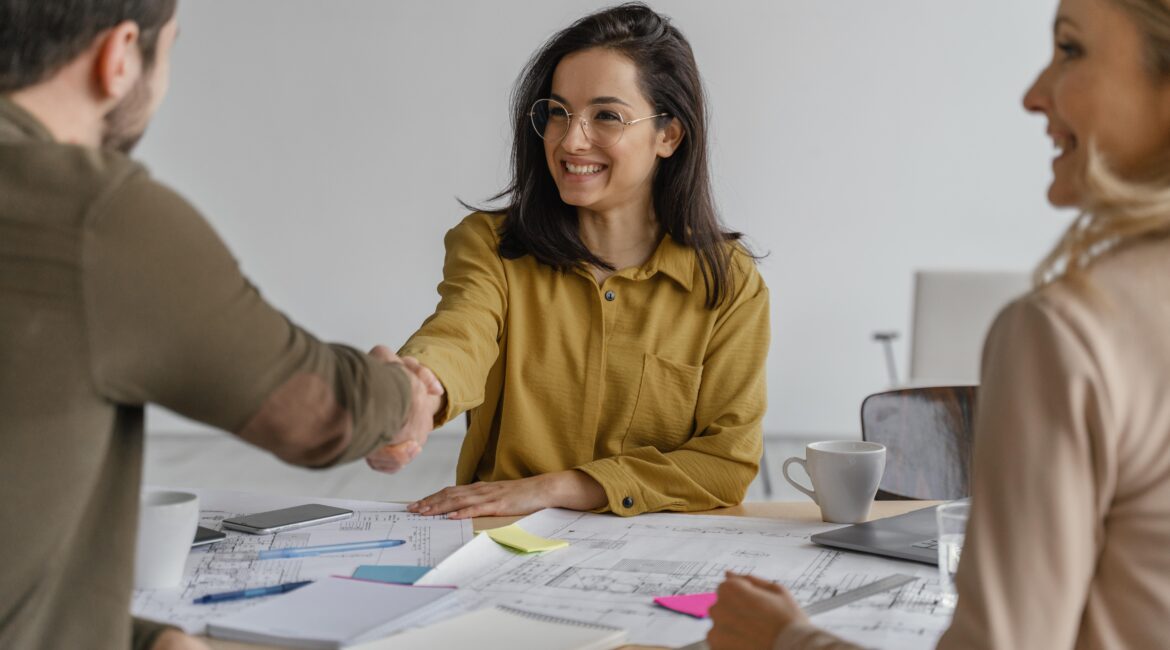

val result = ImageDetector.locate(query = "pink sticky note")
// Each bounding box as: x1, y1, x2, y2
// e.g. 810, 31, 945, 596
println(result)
654, 592, 718, 618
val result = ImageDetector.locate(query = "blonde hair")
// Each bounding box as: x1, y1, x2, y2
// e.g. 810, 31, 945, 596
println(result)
1036, 0, 1170, 286
1035, 147, 1170, 285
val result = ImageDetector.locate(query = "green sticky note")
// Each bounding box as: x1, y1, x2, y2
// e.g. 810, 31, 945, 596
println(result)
485, 524, 569, 553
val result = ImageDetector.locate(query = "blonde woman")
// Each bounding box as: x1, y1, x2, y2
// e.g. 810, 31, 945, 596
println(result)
707, 0, 1170, 648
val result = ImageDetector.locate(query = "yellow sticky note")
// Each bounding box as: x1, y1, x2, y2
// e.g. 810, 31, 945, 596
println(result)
485, 524, 569, 553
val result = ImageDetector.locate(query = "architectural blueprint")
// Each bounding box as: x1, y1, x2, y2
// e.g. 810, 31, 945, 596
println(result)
418, 509, 953, 648
131, 488, 474, 634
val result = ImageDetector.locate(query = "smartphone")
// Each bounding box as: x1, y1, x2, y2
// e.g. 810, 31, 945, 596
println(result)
221, 504, 354, 535
192, 525, 227, 547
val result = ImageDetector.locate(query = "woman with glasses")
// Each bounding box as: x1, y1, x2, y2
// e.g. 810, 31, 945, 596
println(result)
707, 0, 1170, 648
389, 3, 769, 519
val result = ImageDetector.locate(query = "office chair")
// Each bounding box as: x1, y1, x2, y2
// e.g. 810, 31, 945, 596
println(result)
872, 270, 1029, 387
860, 385, 977, 500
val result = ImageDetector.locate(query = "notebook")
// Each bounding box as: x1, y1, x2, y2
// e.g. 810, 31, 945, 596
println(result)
206, 576, 455, 649
349, 605, 627, 650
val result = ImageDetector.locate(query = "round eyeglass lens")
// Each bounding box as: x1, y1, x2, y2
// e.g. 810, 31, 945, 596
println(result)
530, 99, 570, 142
581, 105, 626, 148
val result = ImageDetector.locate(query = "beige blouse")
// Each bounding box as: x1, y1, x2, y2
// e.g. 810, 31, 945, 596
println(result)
775, 234, 1170, 649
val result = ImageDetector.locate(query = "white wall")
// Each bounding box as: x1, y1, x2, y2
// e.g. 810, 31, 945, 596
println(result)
137, 0, 1068, 438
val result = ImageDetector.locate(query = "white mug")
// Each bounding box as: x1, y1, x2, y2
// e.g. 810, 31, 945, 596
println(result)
134, 490, 200, 590
782, 441, 886, 523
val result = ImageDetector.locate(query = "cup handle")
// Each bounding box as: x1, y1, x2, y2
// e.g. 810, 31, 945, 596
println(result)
782, 457, 818, 504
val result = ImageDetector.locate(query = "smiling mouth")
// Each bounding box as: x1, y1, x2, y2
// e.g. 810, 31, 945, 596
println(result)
1053, 132, 1078, 160
562, 161, 608, 176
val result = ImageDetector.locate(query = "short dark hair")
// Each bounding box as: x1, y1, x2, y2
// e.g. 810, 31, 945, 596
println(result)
0, 0, 178, 93
475, 2, 751, 309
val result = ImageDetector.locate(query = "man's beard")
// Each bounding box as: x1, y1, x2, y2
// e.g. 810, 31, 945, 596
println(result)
101, 75, 152, 154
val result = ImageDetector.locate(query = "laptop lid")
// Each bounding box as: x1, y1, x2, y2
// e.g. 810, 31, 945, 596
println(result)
810, 505, 939, 565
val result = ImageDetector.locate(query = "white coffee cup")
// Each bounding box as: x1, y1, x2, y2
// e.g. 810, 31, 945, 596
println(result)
134, 490, 199, 590
782, 441, 886, 523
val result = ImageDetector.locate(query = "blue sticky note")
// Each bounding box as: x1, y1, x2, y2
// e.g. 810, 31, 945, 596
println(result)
351, 565, 431, 585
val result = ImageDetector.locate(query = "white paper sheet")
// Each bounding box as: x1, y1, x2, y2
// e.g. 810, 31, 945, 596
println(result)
418, 509, 953, 649
131, 488, 474, 634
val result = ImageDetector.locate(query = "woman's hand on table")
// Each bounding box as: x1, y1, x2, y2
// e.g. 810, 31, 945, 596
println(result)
707, 572, 807, 650
408, 470, 607, 518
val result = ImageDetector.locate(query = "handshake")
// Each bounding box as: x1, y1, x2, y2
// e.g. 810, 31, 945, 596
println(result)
363, 345, 445, 474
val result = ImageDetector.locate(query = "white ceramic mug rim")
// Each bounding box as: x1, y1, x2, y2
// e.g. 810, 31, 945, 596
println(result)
807, 440, 885, 455
142, 490, 198, 508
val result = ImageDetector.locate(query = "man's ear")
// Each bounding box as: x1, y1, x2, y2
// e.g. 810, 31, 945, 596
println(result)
93, 21, 143, 101
656, 117, 685, 158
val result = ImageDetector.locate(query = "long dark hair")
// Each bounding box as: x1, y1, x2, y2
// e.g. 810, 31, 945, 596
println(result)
477, 2, 748, 308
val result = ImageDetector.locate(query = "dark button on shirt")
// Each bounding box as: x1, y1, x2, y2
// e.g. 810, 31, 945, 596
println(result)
604, 290, 616, 302
622, 496, 635, 509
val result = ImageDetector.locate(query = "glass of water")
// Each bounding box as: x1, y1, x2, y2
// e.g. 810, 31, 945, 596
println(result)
936, 498, 970, 608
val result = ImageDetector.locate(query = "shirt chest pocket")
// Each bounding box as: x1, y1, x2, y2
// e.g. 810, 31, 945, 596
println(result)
622, 353, 704, 452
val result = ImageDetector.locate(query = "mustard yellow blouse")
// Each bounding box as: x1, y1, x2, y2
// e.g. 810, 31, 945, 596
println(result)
400, 212, 769, 515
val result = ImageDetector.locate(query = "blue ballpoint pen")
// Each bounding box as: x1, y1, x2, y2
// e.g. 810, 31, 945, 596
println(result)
193, 580, 313, 604
256, 538, 406, 560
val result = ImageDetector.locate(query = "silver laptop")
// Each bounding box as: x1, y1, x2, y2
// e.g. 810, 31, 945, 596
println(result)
811, 506, 940, 565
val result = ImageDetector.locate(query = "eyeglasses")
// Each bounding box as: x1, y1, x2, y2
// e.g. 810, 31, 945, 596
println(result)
529, 98, 669, 148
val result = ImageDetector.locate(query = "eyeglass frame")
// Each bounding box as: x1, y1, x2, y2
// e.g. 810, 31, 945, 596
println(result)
528, 98, 670, 148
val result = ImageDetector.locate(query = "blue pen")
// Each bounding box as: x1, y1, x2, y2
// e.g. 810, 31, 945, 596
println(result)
193, 580, 313, 604
257, 538, 405, 560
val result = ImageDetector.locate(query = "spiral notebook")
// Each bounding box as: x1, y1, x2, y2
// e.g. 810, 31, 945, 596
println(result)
206, 577, 456, 649
350, 605, 627, 650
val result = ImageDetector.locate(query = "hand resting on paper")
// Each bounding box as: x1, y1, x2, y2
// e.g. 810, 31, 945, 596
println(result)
407, 470, 607, 519
363, 346, 445, 474
707, 572, 807, 650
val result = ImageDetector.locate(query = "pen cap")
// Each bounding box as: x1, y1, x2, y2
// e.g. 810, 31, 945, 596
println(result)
135, 490, 199, 590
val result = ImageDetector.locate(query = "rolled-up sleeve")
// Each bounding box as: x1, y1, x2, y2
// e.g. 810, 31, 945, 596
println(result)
84, 173, 412, 466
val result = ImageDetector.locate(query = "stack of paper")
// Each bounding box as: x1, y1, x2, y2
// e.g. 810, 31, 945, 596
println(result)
131, 489, 474, 635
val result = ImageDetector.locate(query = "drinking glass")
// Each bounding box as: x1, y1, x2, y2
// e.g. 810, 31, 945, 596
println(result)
936, 498, 970, 607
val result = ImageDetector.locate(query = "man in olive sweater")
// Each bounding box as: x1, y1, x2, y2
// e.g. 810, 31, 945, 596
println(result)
0, 2, 440, 649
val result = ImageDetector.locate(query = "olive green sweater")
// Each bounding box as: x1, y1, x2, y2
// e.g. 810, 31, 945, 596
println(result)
0, 97, 411, 649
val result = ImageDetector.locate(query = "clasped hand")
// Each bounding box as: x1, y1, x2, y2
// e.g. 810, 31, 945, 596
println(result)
363, 345, 444, 473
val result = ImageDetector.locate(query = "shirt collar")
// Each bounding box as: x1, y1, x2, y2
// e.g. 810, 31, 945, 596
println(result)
0, 95, 56, 144
628, 233, 695, 291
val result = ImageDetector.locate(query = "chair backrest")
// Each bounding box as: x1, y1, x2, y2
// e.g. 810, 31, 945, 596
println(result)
861, 386, 977, 500
909, 270, 1029, 384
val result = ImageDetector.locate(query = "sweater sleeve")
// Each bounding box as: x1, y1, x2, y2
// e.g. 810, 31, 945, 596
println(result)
84, 172, 412, 466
